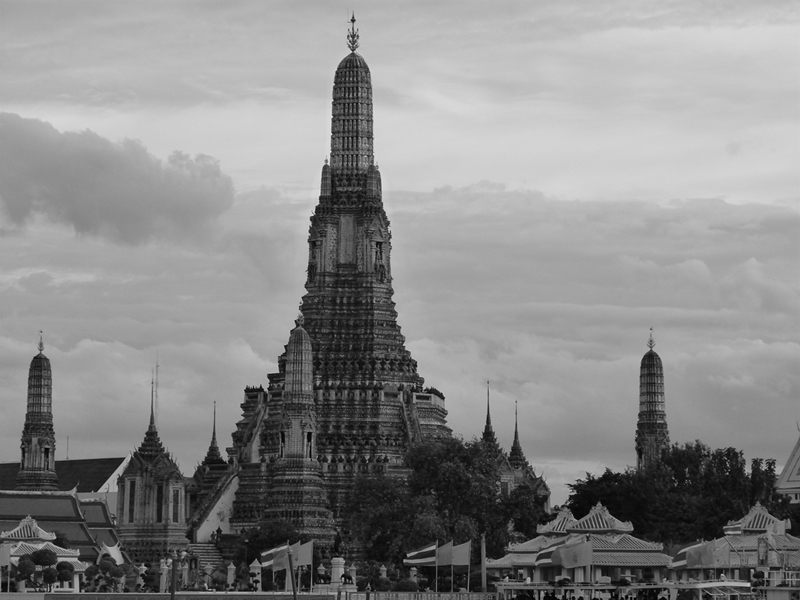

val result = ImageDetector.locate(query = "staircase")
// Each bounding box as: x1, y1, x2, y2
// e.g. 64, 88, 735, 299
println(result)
188, 543, 225, 569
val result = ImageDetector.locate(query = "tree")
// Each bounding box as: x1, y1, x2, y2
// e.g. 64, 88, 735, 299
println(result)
232, 518, 301, 567
568, 440, 795, 546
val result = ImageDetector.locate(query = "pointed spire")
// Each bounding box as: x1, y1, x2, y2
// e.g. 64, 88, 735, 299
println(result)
37, 330, 44, 353
647, 327, 655, 350
509, 400, 528, 469
137, 366, 165, 460
347, 12, 359, 52
481, 381, 497, 445
203, 401, 224, 465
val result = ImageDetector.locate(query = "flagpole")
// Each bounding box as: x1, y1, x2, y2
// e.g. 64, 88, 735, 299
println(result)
435, 540, 439, 593
287, 545, 298, 600
481, 533, 486, 592
467, 540, 472, 592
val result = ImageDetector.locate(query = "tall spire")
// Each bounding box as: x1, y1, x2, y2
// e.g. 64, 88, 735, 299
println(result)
136, 366, 166, 460
482, 381, 497, 445
16, 334, 58, 490
202, 401, 224, 465
326, 21, 374, 176
636, 329, 669, 470
509, 400, 528, 469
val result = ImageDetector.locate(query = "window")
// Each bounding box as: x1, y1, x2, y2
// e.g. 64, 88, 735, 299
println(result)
128, 480, 136, 523
156, 485, 164, 523
172, 489, 181, 523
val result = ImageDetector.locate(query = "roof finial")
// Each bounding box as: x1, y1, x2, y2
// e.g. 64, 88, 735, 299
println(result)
647, 327, 655, 350
347, 12, 359, 52
212, 401, 218, 439
149, 368, 157, 431
37, 330, 44, 353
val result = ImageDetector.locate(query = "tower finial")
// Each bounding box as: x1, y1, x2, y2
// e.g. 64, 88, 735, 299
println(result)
37, 331, 44, 353
149, 368, 156, 430
648, 327, 655, 349
347, 12, 359, 52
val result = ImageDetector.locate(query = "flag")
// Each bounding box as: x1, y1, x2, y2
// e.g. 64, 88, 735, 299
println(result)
404, 542, 437, 566
672, 542, 702, 570
535, 538, 567, 567
295, 541, 313, 567
452, 541, 471, 566
274, 542, 301, 571
261, 543, 289, 569
686, 540, 716, 568
552, 540, 593, 568
437, 541, 453, 566
723, 523, 742, 536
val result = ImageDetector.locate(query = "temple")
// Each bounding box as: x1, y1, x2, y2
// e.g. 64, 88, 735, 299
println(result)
635, 329, 670, 470
481, 383, 550, 509
191, 16, 449, 545
116, 376, 188, 563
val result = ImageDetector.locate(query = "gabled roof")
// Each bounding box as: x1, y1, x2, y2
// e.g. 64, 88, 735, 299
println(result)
11, 540, 80, 558
0, 516, 56, 541
777, 432, 800, 502
725, 502, 791, 534
567, 502, 634, 533
0, 458, 127, 493
536, 506, 577, 535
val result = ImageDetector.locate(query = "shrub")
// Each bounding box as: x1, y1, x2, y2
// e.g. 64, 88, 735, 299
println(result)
376, 576, 392, 591
393, 578, 419, 592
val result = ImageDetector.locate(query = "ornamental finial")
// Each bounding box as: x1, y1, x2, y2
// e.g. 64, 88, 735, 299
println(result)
647, 328, 655, 349
347, 13, 359, 52
38, 331, 44, 353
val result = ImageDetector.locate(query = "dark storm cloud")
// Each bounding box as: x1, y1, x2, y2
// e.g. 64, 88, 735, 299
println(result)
0, 113, 234, 244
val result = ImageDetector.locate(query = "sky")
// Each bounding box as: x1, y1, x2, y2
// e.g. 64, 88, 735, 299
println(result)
0, 1, 798, 508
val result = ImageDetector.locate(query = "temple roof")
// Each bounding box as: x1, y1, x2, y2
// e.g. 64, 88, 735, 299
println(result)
724, 502, 791, 534
777, 431, 800, 502
0, 458, 126, 492
567, 502, 634, 533
0, 515, 56, 540
536, 506, 577, 535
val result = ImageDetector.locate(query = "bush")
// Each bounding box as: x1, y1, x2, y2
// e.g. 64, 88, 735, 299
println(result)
393, 579, 419, 592
31, 548, 58, 567
42, 568, 59, 585
376, 576, 392, 591
16, 558, 36, 580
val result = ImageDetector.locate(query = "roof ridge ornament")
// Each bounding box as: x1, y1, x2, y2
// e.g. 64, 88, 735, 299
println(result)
647, 327, 655, 349
347, 12, 359, 52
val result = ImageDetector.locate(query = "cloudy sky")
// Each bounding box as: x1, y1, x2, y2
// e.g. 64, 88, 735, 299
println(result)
0, 1, 798, 507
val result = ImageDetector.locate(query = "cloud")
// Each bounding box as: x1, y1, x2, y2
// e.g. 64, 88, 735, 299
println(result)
0, 113, 234, 244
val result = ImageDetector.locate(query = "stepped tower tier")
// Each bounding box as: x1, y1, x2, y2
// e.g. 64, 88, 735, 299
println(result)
635, 329, 670, 470
16, 333, 58, 491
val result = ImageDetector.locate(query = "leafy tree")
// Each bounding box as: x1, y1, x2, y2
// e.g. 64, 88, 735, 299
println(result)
503, 481, 550, 540
232, 518, 301, 566
30, 548, 58, 568
567, 440, 796, 546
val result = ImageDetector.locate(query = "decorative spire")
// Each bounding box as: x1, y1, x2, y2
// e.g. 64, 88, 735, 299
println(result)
202, 401, 224, 465
137, 367, 165, 460
481, 381, 497, 446
16, 334, 58, 490
509, 400, 528, 469
636, 330, 669, 470
347, 13, 359, 52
